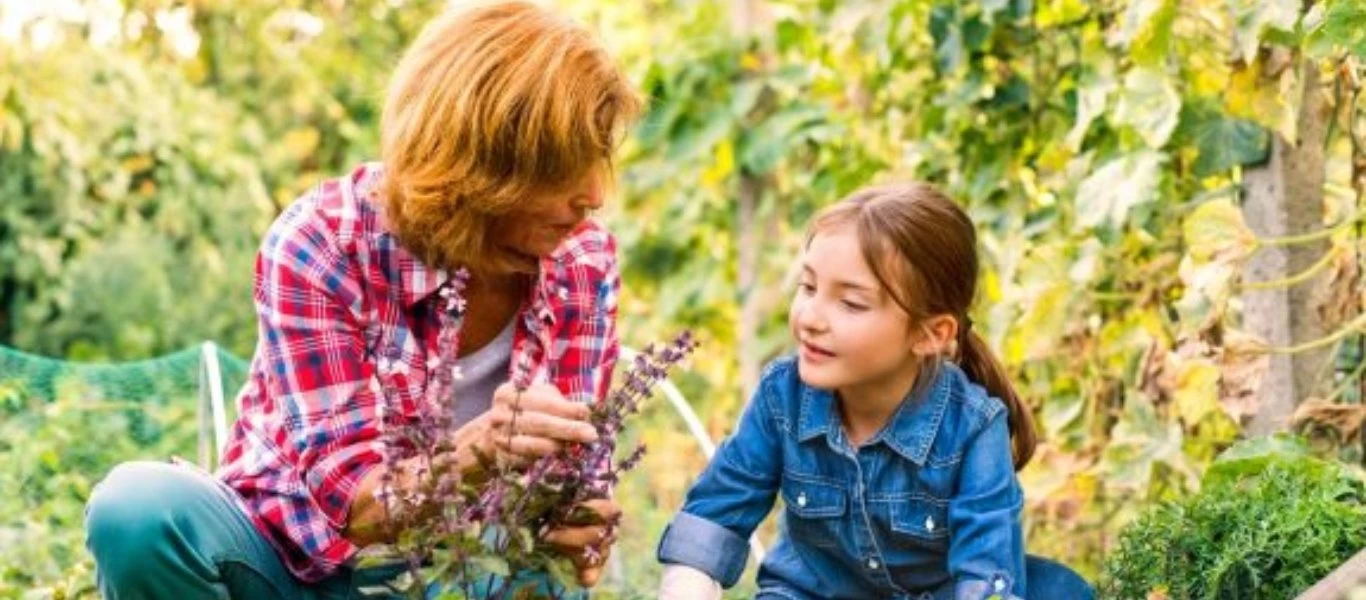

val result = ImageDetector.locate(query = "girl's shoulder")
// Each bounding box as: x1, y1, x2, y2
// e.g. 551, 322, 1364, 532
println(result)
931, 362, 1009, 441
751, 355, 809, 420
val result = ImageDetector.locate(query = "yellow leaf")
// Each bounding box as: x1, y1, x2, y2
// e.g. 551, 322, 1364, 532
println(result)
283, 126, 321, 161
1173, 359, 1221, 425
121, 154, 155, 174
1225, 60, 1298, 144
1183, 198, 1257, 264
740, 52, 762, 71
702, 139, 735, 186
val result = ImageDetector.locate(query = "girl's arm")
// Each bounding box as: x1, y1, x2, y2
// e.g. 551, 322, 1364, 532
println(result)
659, 564, 723, 600
947, 408, 1027, 599
656, 374, 785, 591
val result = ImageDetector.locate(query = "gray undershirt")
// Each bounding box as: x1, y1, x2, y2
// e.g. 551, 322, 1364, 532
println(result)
450, 317, 516, 427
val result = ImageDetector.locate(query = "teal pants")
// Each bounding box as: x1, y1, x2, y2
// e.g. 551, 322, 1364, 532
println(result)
84, 461, 580, 600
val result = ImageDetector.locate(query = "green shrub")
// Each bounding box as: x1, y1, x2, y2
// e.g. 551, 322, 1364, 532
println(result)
1102, 436, 1366, 600
0, 383, 197, 599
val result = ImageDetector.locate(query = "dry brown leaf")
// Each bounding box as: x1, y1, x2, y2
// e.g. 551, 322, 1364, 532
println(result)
1218, 330, 1270, 423
1315, 243, 1362, 330
1292, 397, 1366, 443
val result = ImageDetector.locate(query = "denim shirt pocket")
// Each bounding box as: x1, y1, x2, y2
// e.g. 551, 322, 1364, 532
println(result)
780, 476, 846, 549
888, 495, 950, 551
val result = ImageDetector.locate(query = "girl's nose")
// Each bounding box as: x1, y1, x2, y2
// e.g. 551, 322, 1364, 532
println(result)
794, 302, 828, 334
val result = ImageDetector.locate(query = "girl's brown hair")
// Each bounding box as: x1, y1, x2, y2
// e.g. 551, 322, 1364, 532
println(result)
380, 1, 640, 273
809, 182, 1037, 470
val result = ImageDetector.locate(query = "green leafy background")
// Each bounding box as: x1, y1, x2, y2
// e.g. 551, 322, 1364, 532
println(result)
4, 0, 1366, 598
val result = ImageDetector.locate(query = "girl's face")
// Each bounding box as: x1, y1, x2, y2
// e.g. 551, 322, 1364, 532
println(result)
789, 224, 927, 403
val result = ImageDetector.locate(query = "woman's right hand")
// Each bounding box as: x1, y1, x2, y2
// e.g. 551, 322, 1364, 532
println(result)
346, 382, 598, 546
446, 382, 600, 474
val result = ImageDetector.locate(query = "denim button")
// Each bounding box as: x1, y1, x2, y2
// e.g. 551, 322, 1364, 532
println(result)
796, 492, 807, 507
867, 558, 879, 569
925, 515, 935, 532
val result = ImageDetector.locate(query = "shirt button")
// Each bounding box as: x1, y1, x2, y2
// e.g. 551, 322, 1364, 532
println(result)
796, 492, 807, 507
993, 576, 1007, 592
867, 558, 879, 570
925, 516, 935, 532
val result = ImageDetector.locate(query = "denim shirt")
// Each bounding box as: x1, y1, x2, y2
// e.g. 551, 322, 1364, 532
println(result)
657, 356, 1025, 600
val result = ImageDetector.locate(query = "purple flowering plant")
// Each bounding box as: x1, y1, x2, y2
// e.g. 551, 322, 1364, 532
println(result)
363, 269, 697, 599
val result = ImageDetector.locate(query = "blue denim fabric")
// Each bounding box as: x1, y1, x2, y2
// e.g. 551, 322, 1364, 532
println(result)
658, 356, 1073, 600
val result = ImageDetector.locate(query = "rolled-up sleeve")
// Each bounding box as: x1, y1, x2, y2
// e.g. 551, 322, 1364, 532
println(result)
948, 408, 1026, 600
657, 377, 783, 588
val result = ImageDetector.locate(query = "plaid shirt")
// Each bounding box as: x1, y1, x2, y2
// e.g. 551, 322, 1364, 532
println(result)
216, 163, 620, 581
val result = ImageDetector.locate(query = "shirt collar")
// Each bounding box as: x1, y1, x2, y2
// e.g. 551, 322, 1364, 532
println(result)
795, 362, 954, 465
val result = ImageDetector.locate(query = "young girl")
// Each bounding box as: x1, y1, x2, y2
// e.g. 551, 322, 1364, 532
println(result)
656, 183, 1094, 599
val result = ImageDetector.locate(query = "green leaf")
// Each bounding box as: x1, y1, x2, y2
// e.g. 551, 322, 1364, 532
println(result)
467, 555, 511, 578
1035, 0, 1090, 28
667, 106, 734, 163
1189, 110, 1269, 176
1122, 0, 1177, 65
1203, 434, 1319, 488
1305, 0, 1366, 58
929, 5, 965, 73
1230, 0, 1302, 63
1113, 68, 1182, 149
1100, 394, 1193, 494
737, 105, 828, 174
1184, 198, 1258, 264
543, 556, 582, 592
1066, 75, 1116, 151
1074, 151, 1164, 231
981, 0, 1011, 22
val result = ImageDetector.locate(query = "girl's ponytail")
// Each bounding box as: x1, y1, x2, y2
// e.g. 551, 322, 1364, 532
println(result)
959, 328, 1036, 471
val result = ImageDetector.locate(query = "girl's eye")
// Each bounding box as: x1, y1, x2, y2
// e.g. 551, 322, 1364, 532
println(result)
797, 282, 816, 294
841, 300, 867, 311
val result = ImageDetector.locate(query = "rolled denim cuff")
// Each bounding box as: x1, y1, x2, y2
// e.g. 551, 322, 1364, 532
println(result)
656, 512, 750, 588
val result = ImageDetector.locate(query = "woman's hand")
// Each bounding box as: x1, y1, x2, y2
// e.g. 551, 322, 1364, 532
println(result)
446, 382, 600, 474
542, 498, 621, 587
346, 382, 598, 546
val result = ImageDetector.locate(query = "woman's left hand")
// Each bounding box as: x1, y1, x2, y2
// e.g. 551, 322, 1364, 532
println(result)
542, 498, 621, 587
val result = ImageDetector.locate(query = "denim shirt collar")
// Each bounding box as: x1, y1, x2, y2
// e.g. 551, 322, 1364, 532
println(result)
795, 363, 954, 465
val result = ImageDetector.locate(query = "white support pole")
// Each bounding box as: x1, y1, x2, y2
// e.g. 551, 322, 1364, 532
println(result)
620, 346, 765, 565
199, 341, 229, 468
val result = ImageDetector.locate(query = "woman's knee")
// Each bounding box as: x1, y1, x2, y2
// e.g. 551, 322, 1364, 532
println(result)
84, 461, 213, 576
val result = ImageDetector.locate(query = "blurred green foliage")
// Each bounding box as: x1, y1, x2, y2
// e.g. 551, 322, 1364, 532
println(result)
4, 0, 1366, 597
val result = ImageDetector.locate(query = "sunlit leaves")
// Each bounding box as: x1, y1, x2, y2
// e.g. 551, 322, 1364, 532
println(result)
1184, 105, 1269, 177
1229, 0, 1301, 63
1075, 151, 1164, 231
1225, 53, 1300, 144
1305, 0, 1366, 58
1113, 68, 1182, 149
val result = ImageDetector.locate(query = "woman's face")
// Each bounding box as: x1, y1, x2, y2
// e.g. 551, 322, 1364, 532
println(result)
495, 168, 605, 265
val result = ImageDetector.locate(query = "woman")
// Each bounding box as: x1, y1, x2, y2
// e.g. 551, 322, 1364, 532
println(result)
84, 2, 640, 598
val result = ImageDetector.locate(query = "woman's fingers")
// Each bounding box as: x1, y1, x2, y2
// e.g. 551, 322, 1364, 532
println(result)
494, 382, 592, 420
489, 384, 598, 444
498, 409, 598, 444
542, 499, 622, 584
492, 433, 562, 458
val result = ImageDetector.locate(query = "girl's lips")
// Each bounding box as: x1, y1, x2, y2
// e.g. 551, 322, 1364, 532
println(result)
800, 341, 835, 362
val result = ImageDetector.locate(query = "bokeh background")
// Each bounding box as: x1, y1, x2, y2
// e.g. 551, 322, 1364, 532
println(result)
4, 0, 1366, 597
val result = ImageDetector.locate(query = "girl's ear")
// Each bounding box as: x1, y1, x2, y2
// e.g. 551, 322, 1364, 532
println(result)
912, 314, 959, 356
